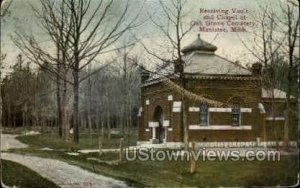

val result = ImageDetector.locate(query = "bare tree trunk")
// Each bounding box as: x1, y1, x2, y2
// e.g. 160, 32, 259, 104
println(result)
107, 110, 111, 140
62, 78, 69, 140
101, 121, 104, 137
87, 64, 93, 135
73, 63, 80, 144
96, 106, 103, 156
57, 84, 62, 136
128, 96, 132, 137
22, 110, 26, 127
190, 142, 196, 174
283, 71, 291, 150
7, 104, 11, 127
26, 112, 29, 127
32, 115, 36, 127
87, 107, 92, 133
13, 115, 16, 128
57, 47, 63, 138
182, 97, 188, 150
96, 104, 102, 135
125, 94, 129, 135
79, 115, 83, 129
98, 135, 103, 157
181, 75, 189, 150
121, 105, 125, 135
119, 138, 124, 162
41, 118, 46, 134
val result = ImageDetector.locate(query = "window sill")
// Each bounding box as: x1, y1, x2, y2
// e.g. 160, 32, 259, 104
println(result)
189, 125, 252, 130
265, 117, 285, 121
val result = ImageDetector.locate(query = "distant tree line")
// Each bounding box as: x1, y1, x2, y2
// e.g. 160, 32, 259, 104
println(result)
1, 54, 141, 136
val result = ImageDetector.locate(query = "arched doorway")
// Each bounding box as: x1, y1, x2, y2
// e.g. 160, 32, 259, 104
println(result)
153, 106, 165, 143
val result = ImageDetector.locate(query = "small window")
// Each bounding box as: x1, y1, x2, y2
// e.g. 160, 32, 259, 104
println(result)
199, 103, 208, 126
232, 104, 241, 126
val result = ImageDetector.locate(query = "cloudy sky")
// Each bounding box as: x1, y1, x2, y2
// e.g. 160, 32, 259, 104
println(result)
0, 0, 296, 75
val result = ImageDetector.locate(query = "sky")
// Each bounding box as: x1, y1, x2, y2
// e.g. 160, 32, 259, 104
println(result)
0, 0, 298, 76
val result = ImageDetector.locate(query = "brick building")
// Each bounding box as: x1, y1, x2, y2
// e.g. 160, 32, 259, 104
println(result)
137, 35, 297, 148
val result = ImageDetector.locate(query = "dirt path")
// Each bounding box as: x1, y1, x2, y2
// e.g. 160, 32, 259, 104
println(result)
1, 134, 28, 151
1, 134, 127, 188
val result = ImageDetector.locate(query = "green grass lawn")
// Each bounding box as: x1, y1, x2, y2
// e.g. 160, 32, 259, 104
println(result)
11, 133, 299, 187
8, 148, 299, 187
2, 159, 59, 188
16, 132, 137, 150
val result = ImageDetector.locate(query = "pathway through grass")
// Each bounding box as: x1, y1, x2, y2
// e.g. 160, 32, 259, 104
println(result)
2, 159, 59, 188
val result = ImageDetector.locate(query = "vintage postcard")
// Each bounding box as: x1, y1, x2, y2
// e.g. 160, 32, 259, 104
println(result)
0, 0, 299, 187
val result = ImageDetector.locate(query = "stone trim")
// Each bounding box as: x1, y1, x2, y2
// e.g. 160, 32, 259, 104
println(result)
191, 141, 297, 148
148, 122, 159, 127
265, 117, 285, 121
168, 95, 173, 101
137, 141, 185, 149
209, 107, 231, 112
209, 107, 252, 113
241, 108, 252, 113
137, 141, 298, 148
189, 125, 252, 130
189, 107, 199, 112
186, 75, 259, 81
188, 107, 252, 113
145, 99, 150, 105
172, 101, 182, 112
258, 103, 266, 114
163, 120, 170, 127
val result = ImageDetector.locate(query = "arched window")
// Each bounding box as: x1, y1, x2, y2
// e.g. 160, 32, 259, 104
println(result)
199, 103, 208, 126
232, 104, 241, 126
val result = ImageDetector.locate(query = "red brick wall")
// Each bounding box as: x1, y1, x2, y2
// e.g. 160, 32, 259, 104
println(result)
138, 77, 296, 143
